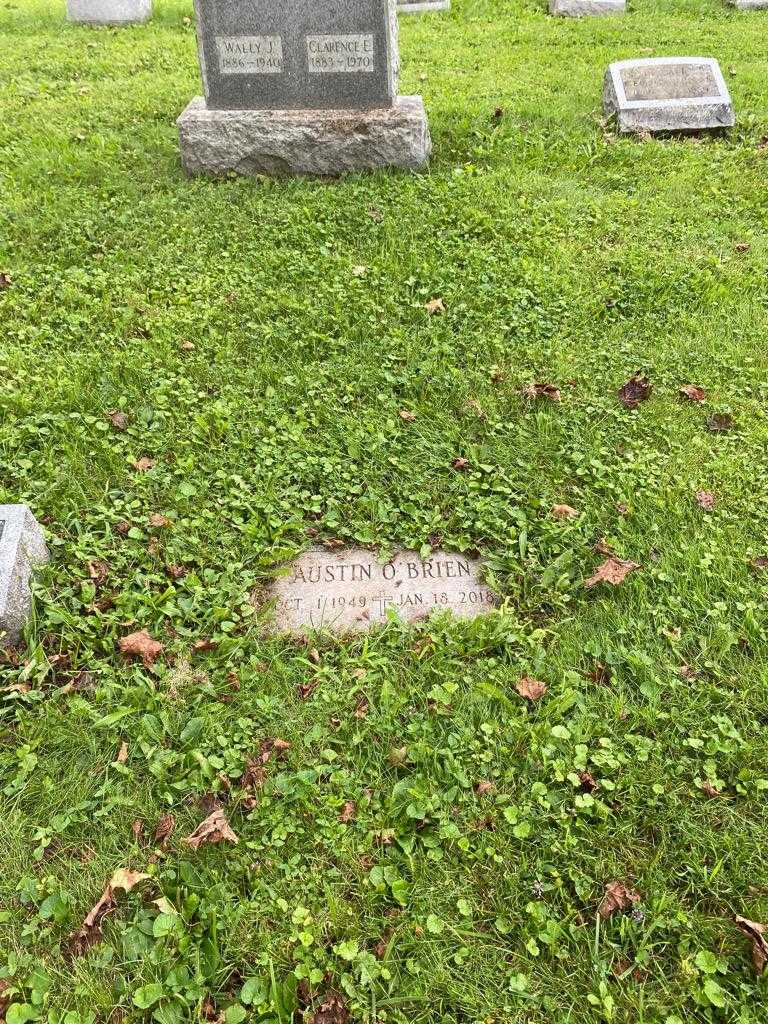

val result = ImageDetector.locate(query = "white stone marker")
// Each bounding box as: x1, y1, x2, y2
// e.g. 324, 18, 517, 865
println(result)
550, 0, 624, 16
66, 0, 152, 24
0, 506, 49, 645
267, 548, 497, 635
604, 57, 735, 134
398, 0, 451, 13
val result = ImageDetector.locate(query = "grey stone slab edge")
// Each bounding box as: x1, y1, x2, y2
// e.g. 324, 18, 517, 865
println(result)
603, 59, 735, 134
0, 506, 49, 646
66, 0, 152, 24
398, 1, 451, 13
550, 0, 624, 15
732, 0, 768, 7
177, 95, 431, 177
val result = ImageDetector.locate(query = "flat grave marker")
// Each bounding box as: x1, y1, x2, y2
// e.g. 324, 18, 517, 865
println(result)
549, 0, 624, 16
66, 0, 152, 24
398, 0, 451, 13
267, 548, 497, 635
179, 0, 430, 176
0, 506, 49, 645
604, 57, 735, 134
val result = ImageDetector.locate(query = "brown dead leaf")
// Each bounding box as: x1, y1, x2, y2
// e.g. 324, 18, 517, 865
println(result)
399, 409, 417, 422
192, 638, 218, 653
464, 398, 486, 419
367, 206, 383, 222
88, 559, 109, 586
149, 513, 171, 528
354, 694, 369, 719
310, 992, 350, 1024
118, 630, 164, 668
352, 265, 367, 277
308, 647, 322, 665
735, 916, 768, 975
166, 563, 187, 580
707, 413, 735, 434
452, 457, 470, 470
618, 375, 652, 409
585, 557, 641, 589
701, 781, 721, 798
593, 538, 615, 556
180, 340, 195, 351
679, 384, 706, 403
475, 780, 495, 796
0, 271, 12, 290
131, 818, 145, 840
516, 676, 547, 701
578, 771, 599, 792
695, 490, 716, 511
551, 504, 579, 520
107, 410, 129, 431
115, 520, 132, 536
339, 800, 357, 824
131, 456, 155, 472
734, 242, 751, 254
523, 382, 561, 402
154, 813, 175, 849
115, 742, 129, 765
750, 556, 768, 571
425, 297, 445, 315
184, 808, 238, 850
70, 868, 149, 955
598, 880, 641, 919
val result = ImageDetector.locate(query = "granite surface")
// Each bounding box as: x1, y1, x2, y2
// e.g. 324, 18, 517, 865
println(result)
193, 0, 398, 111
178, 94, 430, 176
398, 1, 451, 12
550, 0, 624, 15
265, 548, 496, 634
604, 57, 735, 133
0, 506, 49, 646
66, 0, 152, 23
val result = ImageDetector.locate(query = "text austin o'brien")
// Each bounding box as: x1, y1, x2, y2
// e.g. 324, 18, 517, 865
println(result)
292, 558, 473, 585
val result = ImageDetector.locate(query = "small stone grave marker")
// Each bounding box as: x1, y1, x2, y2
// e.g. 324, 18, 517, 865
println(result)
178, 0, 430, 177
0, 506, 49, 645
550, 0, 624, 17
67, 0, 152, 24
604, 57, 734, 134
731, 0, 768, 8
398, 0, 451, 13
267, 548, 497, 634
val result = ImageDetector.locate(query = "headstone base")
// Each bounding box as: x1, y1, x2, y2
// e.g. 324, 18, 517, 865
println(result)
549, 0, 624, 15
66, 0, 152, 24
177, 96, 431, 177
731, 0, 768, 7
398, 1, 451, 12
0, 506, 49, 646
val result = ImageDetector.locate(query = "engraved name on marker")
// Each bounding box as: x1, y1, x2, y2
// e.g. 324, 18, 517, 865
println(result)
216, 36, 284, 75
306, 35, 375, 74
268, 548, 496, 635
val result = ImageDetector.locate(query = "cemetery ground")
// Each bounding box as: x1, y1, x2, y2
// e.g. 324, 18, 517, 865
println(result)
2, 0, 768, 1021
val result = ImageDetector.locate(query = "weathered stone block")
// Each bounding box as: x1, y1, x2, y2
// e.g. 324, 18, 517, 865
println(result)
177, 95, 431, 176
550, 0, 624, 15
0, 506, 49, 646
398, 0, 451, 13
66, 0, 152, 24
265, 548, 497, 635
604, 57, 735, 134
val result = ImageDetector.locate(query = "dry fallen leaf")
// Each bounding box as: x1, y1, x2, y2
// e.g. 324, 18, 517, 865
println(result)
425, 297, 445, 315
679, 384, 706, 403
598, 880, 641, 919
115, 742, 129, 765
106, 410, 129, 430
310, 992, 350, 1024
154, 813, 176, 849
618, 375, 652, 410
131, 456, 155, 472
351, 265, 367, 277
119, 630, 164, 668
734, 242, 751, 254
339, 800, 357, 824
516, 676, 547, 701
578, 771, 599, 792
180, 340, 195, 351
464, 398, 486, 419
354, 694, 369, 719
184, 808, 238, 850
70, 868, 149, 955
707, 413, 735, 434
367, 206, 383, 222
523, 382, 561, 402
585, 557, 641, 589
552, 504, 579, 520
149, 513, 171, 528
751, 556, 768, 571
695, 490, 716, 511
88, 559, 109, 586
0, 271, 12, 290
399, 409, 417, 422
475, 779, 495, 796
735, 916, 768, 975
452, 457, 470, 470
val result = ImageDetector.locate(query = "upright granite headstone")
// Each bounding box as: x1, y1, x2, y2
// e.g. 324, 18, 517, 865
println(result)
604, 57, 735, 134
550, 0, 623, 16
266, 548, 497, 635
0, 506, 49, 645
398, 0, 451, 13
178, 0, 430, 177
67, 0, 152, 24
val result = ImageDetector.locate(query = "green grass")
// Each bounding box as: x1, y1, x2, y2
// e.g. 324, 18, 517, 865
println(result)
2, 0, 768, 1020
